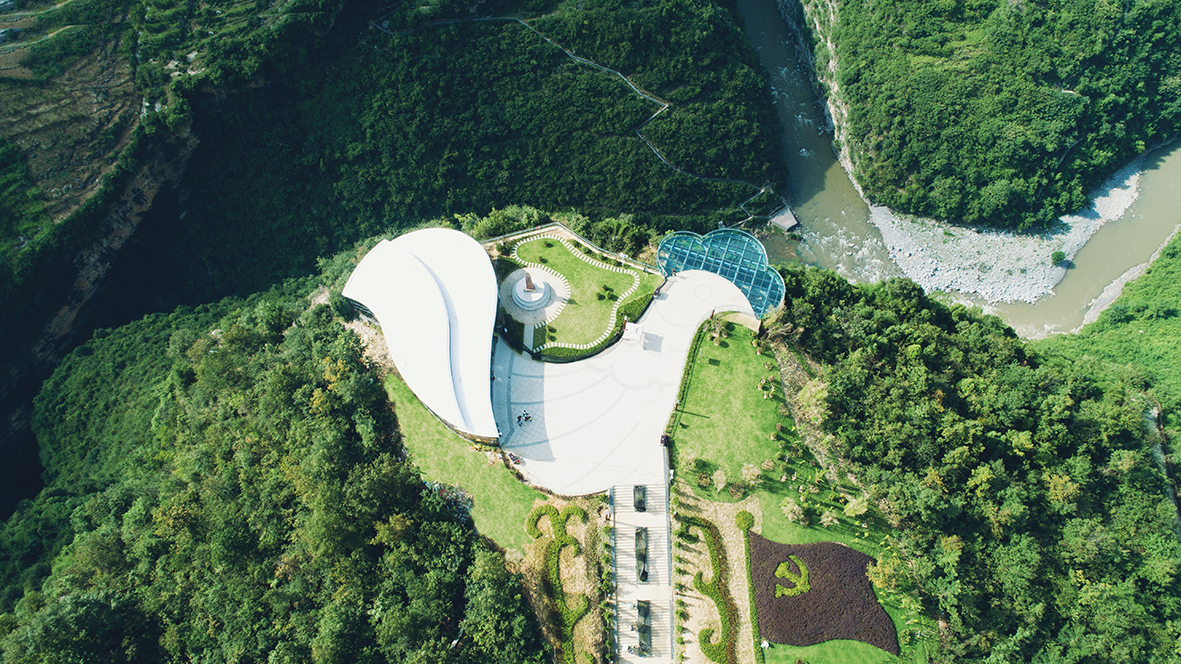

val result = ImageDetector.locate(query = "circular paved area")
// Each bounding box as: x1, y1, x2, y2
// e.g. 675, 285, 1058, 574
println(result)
491, 270, 757, 495
499, 267, 570, 325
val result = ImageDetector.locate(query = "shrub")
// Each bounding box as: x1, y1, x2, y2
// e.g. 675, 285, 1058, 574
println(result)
736, 511, 754, 531
328, 291, 356, 321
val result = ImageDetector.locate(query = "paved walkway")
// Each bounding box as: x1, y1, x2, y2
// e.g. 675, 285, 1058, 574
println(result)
491, 270, 756, 495
614, 483, 674, 663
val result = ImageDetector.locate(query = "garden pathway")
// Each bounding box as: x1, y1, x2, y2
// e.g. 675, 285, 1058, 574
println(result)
511, 232, 643, 352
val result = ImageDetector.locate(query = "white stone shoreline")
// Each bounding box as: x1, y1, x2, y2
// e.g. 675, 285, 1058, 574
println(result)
866, 157, 1144, 304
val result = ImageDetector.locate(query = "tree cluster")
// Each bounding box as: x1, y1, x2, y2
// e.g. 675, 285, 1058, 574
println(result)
771, 266, 1181, 662
0, 281, 545, 663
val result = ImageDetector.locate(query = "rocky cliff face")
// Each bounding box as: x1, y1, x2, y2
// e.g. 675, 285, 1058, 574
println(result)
0, 130, 198, 449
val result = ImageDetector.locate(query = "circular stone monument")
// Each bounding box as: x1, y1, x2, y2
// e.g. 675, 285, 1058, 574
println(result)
512, 272, 551, 311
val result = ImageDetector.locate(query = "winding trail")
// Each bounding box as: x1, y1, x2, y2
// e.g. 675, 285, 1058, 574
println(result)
369, 9, 785, 224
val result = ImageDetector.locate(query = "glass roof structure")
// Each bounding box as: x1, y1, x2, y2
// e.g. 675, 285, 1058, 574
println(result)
656, 229, 785, 317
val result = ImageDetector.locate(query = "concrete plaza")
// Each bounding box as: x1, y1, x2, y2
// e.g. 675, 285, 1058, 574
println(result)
491, 269, 756, 496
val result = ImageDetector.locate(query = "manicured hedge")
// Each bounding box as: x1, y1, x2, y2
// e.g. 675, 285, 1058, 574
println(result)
735, 511, 765, 664
677, 514, 738, 664
528, 503, 590, 664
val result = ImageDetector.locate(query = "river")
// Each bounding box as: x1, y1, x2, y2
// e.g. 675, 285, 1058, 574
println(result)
738, 0, 1181, 339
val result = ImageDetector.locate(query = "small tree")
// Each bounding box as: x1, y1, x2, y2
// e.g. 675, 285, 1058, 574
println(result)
742, 463, 762, 491
820, 510, 839, 528
1051, 250, 1066, 265
681, 448, 698, 472
844, 496, 869, 519
712, 468, 727, 493
710, 316, 725, 345
780, 497, 806, 525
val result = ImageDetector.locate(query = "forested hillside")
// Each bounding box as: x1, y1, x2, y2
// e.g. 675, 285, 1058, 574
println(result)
0, 0, 787, 388
800, 0, 1181, 229
770, 267, 1181, 662
163, 0, 785, 298
0, 273, 545, 662
1041, 231, 1181, 452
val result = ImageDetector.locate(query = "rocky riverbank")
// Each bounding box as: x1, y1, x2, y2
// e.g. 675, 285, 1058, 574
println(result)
869, 157, 1144, 304
778, 0, 1165, 306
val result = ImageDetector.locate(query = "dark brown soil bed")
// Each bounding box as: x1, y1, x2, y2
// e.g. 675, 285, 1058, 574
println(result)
748, 533, 898, 655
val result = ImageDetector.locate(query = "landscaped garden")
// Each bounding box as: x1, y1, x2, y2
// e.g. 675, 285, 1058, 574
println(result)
666, 317, 937, 664
670, 317, 799, 503
505, 234, 662, 358
524, 497, 613, 664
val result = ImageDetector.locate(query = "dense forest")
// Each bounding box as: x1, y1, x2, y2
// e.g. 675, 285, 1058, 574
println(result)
808, 0, 1181, 229
0, 0, 787, 375
0, 270, 546, 662
165, 0, 786, 297
769, 266, 1181, 662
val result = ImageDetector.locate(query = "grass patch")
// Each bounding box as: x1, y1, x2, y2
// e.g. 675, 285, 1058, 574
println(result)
512, 237, 661, 355
384, 372, 542, 552
671, 322, 796, 502
763, 639, 903, 664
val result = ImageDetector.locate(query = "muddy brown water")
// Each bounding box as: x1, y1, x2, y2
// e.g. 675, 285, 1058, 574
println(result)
738, 0, 1181, 338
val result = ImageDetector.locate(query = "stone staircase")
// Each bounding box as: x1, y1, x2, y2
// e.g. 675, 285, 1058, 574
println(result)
612, 483, 674, 662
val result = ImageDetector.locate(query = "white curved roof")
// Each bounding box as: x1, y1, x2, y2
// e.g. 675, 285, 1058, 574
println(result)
343, 228, 499, 440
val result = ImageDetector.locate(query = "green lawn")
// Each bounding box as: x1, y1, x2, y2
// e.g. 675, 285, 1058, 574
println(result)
670, 321, 934, 663
385, 373, 542, 552
513, 237, 661, 351
671, 321, 795, 500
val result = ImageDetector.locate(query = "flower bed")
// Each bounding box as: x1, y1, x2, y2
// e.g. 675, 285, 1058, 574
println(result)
748, 533, 898, 656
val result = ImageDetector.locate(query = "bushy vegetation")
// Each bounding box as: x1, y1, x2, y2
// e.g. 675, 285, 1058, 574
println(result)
815, 0, 1181, 229
1041, 232, 1181, 446
0, 277, 546, 662
0, 142, 48, 264
768, 265, 1181, 661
